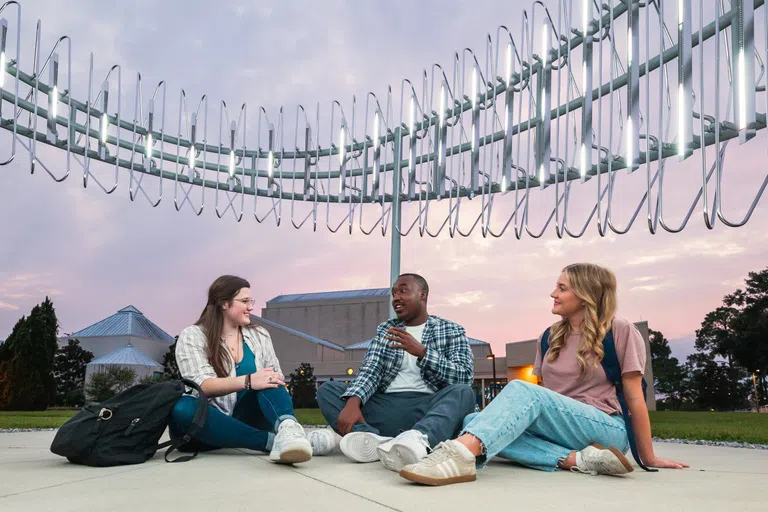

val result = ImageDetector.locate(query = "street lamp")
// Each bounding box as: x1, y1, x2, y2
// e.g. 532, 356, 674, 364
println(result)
486, 352, 497, 399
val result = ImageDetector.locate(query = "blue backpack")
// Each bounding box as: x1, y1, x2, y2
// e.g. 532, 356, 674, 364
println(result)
541, 328, 656, 472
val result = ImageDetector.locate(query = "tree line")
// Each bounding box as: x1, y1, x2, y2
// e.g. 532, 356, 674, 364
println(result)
2, 267, 766, 411
0, 297, 318, 410
651, 267, 768, 411
0, 297, 182, 409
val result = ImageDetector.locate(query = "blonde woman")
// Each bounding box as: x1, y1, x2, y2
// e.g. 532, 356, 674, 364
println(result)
399, 263, 688, 486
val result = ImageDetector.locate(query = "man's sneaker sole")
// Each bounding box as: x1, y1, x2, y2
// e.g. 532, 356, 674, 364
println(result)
399, 468, 476, 486
269, 440, 313, 464
340, 433, 387, 463
377, 443, 423, 472
592, 443, 634, 474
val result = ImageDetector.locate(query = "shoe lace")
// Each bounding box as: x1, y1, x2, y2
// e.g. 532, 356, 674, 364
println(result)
570, 465, 598, 476
420, 442, 457, 465
309, 430, 331, 449
278, 424, 306, 442
571, 452, 614, 476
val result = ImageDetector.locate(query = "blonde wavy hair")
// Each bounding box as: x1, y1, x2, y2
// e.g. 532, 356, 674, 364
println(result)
546, 263, 617, 377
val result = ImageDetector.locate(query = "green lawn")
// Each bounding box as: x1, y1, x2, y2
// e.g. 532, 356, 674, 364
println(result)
294, 408, 327, 426
2, 409, 767, 444
0, 408, 327, 429
0, 410, 79, 429
649, 411, 768, 444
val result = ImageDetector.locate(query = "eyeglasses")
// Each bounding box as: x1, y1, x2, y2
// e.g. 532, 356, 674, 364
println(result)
234, 298, 256, 307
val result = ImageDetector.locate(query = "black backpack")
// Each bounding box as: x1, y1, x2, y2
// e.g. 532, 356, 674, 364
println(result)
50, 378, 208, 467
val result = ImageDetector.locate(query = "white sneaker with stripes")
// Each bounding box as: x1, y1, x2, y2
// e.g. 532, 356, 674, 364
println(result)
399, 440, 477, 486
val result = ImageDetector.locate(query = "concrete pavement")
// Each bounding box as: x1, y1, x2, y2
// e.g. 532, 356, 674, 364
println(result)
0, 430, 765, 511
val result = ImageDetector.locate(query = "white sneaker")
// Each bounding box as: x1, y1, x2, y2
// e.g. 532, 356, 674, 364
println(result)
308, 428, 339, 456
571, 443, 634, 476
399, 440, 477, 486
268, 419, 312, 464
339, 432, 393, 463
377, 429, 430, 472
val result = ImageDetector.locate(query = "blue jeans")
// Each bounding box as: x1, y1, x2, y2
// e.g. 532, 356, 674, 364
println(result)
169, 386, 297, 453
461, 380, 629, 472
317, 382, 476, 447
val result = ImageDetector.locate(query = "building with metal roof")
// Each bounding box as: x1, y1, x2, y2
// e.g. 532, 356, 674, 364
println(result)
267, 288, 390, 305
89, 343, 165, 367
250, 315, 345, 351
69, 305, 174, 342
84, 343, 164, 396
261, 287, 391, 348
58, 305, 174, 365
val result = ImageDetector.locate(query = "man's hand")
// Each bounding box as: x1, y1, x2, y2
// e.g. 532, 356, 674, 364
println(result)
386, 327, 426, 358
337, 398, 365, 435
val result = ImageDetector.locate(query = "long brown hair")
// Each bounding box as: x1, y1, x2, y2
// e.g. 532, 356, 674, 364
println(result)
196, 275, 250, 377
546, 263, 617, 377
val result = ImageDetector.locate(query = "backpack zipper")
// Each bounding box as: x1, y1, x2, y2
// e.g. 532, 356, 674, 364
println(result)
124, 418, 140, 435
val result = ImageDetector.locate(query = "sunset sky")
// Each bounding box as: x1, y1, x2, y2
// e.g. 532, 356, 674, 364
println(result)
1, 0, 767, 363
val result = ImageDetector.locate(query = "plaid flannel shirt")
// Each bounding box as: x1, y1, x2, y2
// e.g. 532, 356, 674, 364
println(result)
341, 315, 474, 405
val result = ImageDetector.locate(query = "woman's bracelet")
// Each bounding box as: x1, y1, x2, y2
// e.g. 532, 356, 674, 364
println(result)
244, 374, 251, 391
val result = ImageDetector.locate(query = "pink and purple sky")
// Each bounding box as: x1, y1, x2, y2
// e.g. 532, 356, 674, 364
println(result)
1, 1, 766, 362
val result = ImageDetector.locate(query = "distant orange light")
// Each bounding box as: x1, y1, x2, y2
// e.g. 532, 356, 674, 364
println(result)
520, 365, 537, 384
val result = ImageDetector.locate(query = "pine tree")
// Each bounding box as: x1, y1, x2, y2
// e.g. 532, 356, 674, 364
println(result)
53, 339, 94, 406
162, 337, 181, 380
649, 329, 688, 410
287, 362, 318, 408
0, 298, 61, 410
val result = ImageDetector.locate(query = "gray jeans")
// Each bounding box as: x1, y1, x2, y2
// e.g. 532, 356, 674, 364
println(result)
316, 381, 476, 447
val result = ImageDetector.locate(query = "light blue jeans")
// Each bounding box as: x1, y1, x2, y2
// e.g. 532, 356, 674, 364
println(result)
461, 380, 629, 472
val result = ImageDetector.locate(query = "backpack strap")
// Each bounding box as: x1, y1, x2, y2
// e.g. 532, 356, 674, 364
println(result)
541, 328, 656, 472
541, 328, 551, 358
600, 332, 657, 473
158, 378, 210, 463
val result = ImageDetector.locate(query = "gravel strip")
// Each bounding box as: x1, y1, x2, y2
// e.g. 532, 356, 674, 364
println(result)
0, 428, 60, 433
0, 425, 333, 434
653, 437, 768, 450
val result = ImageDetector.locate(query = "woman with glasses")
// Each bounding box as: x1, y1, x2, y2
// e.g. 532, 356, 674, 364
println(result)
171, 275, 337, 463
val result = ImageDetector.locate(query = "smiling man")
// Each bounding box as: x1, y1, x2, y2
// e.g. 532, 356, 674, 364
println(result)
316, 273, 476, 473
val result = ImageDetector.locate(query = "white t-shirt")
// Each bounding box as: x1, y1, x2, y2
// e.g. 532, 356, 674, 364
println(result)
385, 323, 434, 394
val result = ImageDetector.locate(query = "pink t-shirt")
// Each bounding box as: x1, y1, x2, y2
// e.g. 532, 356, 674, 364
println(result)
532, 317, 646, 416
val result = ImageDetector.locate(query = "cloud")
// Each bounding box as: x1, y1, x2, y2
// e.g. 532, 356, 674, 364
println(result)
446, 291, 485, 307
0, 301, 20, 311
720, 278, 745, 290
627, 239, 747, 266
630, 284, 668, 292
